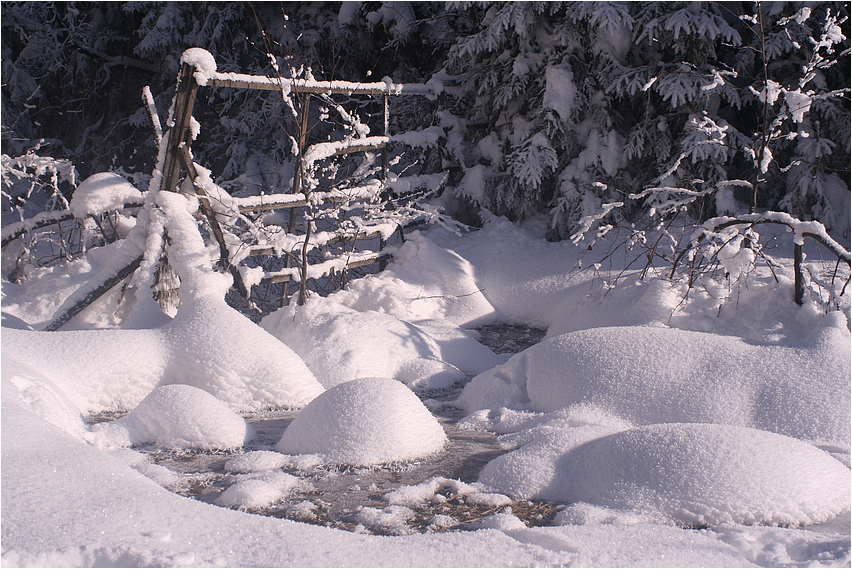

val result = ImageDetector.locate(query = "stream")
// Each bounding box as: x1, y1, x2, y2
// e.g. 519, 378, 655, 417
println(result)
100, 324, 550, 535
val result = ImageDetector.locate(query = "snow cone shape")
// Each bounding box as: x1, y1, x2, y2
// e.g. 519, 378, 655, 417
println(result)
479, 423, 851, 527
93, 384, 255, 450
276, 377, 447, 466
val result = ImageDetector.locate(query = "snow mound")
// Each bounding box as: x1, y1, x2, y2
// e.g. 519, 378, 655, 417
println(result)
1, 298, 324, 416
216, 471, 302, 510
329, 232, 495, 325
91, 384, 254, 450
276, 377, 447, 465
70, 172, 142, 218
460, 318, 851, 451
263, 302, 501, 389
163, 296, 324, 410
479, 423, 851, 527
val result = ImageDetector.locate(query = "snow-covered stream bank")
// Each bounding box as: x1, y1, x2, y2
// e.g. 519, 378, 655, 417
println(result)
3, 217, 850, 567
88, 324, 547, 536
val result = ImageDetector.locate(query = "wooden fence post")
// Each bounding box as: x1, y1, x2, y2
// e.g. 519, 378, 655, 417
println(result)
160, 64, 200, 193
794, 242, 805, 306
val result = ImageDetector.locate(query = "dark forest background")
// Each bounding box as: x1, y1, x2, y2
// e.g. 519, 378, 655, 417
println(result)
3, 2, 850, 241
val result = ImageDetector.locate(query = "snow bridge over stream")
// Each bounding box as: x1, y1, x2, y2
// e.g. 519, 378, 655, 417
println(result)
30, 48, 445, 331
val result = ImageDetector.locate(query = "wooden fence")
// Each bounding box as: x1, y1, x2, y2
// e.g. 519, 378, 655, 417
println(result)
15, 49, 441, 330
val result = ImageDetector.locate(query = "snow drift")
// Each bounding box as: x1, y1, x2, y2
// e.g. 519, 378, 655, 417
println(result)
264, 301, 502, 389
459, 316, 851, 452
479, 422, 850, 527
276, 377, 447, 465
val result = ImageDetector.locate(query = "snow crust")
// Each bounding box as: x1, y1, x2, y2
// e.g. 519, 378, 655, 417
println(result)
69, 172, 143, 218
91, 384, 255, 450
276, 377, 447, 465
479, 422, 850, 526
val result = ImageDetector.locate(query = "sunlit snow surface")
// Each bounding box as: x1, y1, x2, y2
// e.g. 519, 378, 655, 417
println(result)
2, 215, 850, 567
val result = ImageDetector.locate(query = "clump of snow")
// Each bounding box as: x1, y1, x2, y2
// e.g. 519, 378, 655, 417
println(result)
384, 476, 482, 507
224, 450, 291, 473
90, 384, 254, 450
216, 471, 302, 510
543, 64, 577, 123
276, 377, 447, 466
180, 47, 217, 86
354, 505, 416, 535
479, 423, 851, 527
70, 172, 143, 219
460, 319, 851, 452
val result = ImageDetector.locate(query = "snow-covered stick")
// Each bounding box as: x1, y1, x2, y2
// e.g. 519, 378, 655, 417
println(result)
43, 253, 144, 331
142, 86, 163, 145
177, 145, 248, 298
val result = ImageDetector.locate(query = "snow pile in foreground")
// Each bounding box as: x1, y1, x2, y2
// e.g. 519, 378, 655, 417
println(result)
263, 301, 502, 389
460, 316, 850, 452
480, 422, 850, 527
276, 377, 447, 465
90, 384, 255, 450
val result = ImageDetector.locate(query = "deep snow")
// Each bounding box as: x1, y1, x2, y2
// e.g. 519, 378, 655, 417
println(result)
2, 212, 850, 567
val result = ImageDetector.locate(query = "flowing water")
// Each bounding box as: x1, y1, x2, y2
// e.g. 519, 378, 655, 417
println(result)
92, 324, 550, 535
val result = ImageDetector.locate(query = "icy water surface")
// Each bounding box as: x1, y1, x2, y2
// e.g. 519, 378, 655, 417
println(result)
95, 323, 552, 535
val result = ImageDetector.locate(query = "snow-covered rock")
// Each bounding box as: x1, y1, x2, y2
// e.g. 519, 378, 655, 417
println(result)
459, 318, 851, 452
216, 471, 302, 510
276, 377, 447, 465
91, 384, 254, 450
479, 422, 850, 527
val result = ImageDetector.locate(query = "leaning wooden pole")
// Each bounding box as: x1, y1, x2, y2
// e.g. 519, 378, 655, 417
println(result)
43, 254, 144, 331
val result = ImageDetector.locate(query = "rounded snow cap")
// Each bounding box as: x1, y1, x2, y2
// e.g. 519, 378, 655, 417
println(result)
93, 384, 255, 450
276, 377, 447, 466
180, 48, 217, 85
